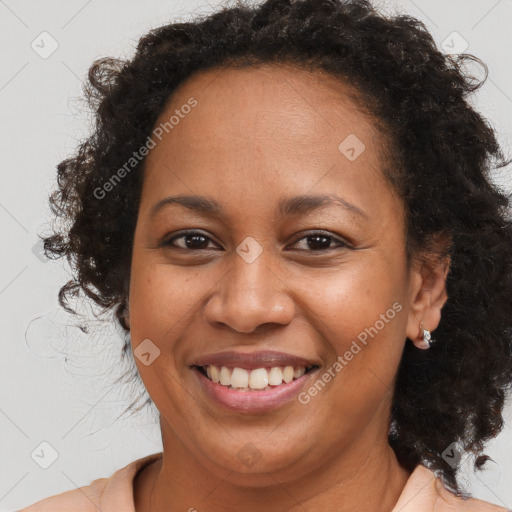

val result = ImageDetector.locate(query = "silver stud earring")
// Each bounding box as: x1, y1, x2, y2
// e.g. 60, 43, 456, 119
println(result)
416, 322, 433, 350
423, 328, 432, 348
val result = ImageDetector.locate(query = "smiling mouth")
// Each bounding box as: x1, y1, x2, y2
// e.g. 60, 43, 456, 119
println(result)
193, 364, 318, 391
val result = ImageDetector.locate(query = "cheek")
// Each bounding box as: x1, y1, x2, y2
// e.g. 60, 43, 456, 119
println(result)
303, 257, 406, 341
127, 260, 204, 407
299, 257, 408, 397
129, 260, 208, 339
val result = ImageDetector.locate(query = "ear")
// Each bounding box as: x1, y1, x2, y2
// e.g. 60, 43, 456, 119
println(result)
406, 232, 451, 349
123, 299, 130, 329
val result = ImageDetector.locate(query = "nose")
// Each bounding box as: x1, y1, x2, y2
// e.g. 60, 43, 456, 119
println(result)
202, 251, 295, 333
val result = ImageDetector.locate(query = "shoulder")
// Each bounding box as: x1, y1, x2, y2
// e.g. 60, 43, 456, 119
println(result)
394, 463, 510, 512
434, 475, 510, 512
17, 452, 163, 512
16, 476, 109, 512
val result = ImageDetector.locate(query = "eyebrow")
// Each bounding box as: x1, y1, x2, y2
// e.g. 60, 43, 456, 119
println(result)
149, 193, 368, 220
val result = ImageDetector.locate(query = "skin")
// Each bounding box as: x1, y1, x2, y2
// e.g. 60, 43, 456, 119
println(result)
125, 63, 449, 512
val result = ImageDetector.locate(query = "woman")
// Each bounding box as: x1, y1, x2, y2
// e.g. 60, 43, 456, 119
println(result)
19, 0, 512, 510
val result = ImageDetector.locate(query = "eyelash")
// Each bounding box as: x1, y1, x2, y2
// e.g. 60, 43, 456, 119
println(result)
162, 229, 352, 252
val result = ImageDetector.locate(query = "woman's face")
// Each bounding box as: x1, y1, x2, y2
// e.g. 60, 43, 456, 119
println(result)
128, 64, 424, 484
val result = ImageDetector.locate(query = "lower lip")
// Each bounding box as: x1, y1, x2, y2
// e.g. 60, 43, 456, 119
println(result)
192, 366, 317, 413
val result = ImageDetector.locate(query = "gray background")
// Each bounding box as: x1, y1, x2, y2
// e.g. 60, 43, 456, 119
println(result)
1, 0, 511, 510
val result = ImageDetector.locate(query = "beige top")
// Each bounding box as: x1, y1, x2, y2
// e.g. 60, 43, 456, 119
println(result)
18, 452, 509, 511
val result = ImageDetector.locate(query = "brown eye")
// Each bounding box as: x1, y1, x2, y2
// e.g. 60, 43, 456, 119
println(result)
162, 231, 220, 250
161, 230, 350, 252
289, 232, 350, 252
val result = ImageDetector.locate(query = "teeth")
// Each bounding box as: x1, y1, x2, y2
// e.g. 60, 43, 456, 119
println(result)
231, 367, 249, 388
249, 368, 269, 389
202, 364, 311, 390
219, 366, 232, 386
268, 367, 283, 385
210, 365, 220, 383
294, 367, 306, 379
283, 365, 294, 383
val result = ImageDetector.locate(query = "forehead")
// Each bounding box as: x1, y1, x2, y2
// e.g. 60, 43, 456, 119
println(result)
150, 62, 382, 155
140, 63, 395, 221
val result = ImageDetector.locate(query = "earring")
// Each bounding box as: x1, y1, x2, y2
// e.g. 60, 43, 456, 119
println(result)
423, 328, 432, 347
416, 321, 433, 350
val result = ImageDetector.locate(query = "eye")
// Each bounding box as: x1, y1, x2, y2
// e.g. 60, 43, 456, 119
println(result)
288, 231, 351, 252
161, 230, 351, 252
162, 230, 222, 250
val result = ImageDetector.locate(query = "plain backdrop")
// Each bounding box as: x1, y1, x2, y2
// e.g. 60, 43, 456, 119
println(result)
1, 0, 511, 510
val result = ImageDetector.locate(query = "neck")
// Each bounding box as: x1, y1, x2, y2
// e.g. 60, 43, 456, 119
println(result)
138, 420, 412, 512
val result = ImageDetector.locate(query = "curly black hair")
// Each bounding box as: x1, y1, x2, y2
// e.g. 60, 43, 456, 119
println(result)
41, 0, 512, 495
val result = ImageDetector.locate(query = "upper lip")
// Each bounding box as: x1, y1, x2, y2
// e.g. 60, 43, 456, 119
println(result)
191, 350, 320, 370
